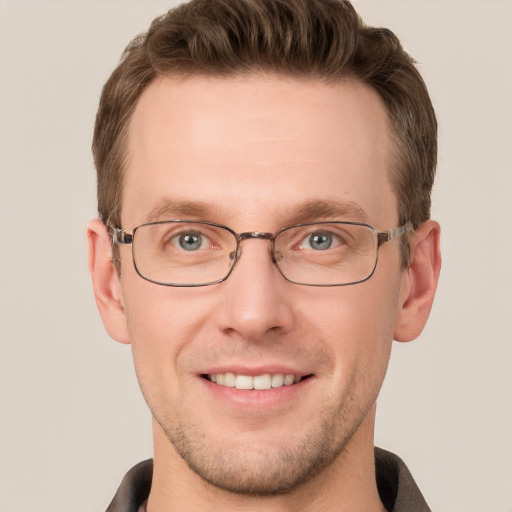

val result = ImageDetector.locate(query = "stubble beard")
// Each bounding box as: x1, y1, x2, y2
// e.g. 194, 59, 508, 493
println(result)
155, 391, 369, 496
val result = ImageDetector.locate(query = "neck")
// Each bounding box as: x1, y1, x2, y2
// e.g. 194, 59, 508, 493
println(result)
146, 406, 386, 512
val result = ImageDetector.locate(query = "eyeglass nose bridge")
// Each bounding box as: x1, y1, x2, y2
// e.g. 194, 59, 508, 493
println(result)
232, 231, 278, 265
237, 231, 274, 242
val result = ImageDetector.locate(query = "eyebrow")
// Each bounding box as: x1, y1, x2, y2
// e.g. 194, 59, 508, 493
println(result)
144, 197, 368, 225
145, 199, 215, 223
280, 199, 368, 225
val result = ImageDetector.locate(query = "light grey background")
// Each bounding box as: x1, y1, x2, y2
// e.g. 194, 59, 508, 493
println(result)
0, 1, 510, 511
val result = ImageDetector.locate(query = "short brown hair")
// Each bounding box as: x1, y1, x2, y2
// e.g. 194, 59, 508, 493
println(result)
92, 0, 437, 264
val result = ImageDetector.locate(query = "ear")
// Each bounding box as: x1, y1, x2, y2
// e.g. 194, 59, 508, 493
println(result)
87, 219, 130, 344
394, 220, 441, 342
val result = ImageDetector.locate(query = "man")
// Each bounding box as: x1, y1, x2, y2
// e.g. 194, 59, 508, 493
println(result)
87, 0, 441, 510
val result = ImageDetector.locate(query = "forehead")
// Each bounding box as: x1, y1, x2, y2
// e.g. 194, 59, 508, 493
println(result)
122, 74, 396, 229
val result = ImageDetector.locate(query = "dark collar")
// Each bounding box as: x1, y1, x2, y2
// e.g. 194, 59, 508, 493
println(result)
375, 447, 431, 511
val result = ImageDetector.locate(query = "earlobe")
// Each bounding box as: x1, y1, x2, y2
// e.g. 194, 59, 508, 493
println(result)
394, 220, 441, 342
87, 219, 130, 344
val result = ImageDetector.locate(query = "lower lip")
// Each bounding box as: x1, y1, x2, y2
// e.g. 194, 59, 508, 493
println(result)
199, 376, 313, 409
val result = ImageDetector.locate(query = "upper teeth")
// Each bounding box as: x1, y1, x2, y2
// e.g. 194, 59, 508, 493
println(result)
208, 373, 301, 390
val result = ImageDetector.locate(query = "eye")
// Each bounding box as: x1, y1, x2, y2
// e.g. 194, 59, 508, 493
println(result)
171, 231, 210, 251
301, 231, 338, 250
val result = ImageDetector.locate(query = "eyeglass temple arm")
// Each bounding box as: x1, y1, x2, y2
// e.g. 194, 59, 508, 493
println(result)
377, 222, 413, 246
109, 226, 133, 245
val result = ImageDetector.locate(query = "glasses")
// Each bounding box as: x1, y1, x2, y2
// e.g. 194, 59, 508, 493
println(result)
110, 220, 412, 287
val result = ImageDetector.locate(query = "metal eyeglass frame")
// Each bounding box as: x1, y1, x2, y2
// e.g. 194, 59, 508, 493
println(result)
109, 220, 413, 287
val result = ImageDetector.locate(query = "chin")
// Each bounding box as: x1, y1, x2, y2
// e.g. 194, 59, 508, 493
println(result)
156, 399, 368, 496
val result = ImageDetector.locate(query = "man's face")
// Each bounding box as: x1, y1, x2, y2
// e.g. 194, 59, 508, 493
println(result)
115, 75, 408, 494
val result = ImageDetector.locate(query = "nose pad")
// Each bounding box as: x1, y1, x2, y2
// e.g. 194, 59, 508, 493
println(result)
272, 248, 283, 264
229, 248, 239, 262
228, 232, 277, 275
228, 242, 277, 277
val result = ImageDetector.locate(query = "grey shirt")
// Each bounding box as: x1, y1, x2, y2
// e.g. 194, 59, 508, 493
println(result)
106, 447, 431, 512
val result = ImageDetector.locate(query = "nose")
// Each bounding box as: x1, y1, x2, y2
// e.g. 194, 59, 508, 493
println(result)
215, 238, 295, 341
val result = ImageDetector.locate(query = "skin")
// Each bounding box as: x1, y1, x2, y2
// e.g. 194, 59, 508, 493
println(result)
88, 74, 441, 511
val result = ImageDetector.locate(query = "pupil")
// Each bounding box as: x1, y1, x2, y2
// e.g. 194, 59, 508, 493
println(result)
310, 232, 332, 250
179, 233, 202, 250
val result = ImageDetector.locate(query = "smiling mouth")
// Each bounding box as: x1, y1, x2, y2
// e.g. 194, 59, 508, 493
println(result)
202, 373, 311, 390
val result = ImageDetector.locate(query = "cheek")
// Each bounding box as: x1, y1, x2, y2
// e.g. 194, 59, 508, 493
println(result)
121, 277, 223, 395
121, 283, 196, 386
124, 298, 193, 421
306, 280, 400, 390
